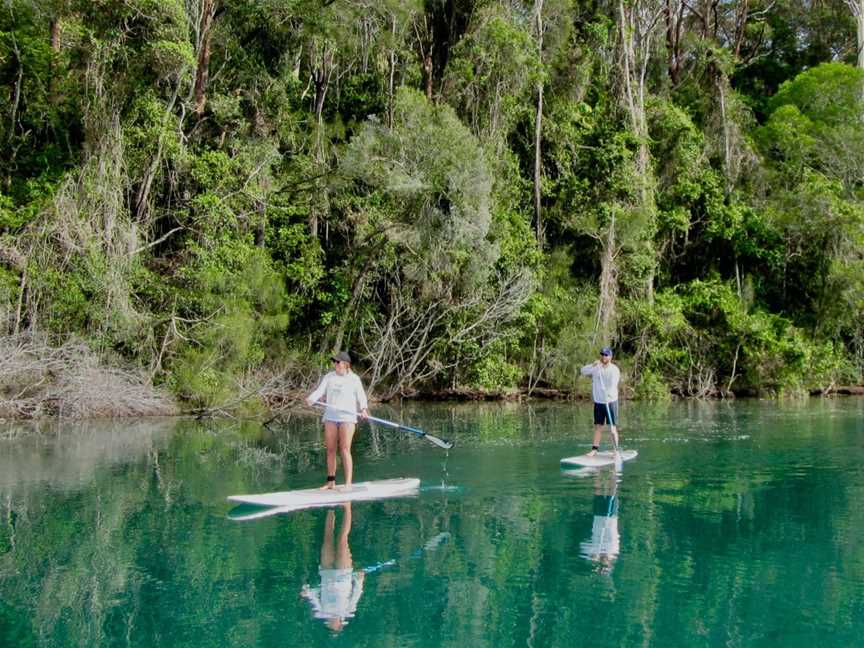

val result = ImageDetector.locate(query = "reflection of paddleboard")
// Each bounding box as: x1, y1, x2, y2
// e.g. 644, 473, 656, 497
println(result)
227, 477, 421, 514
560, 450, 638, 468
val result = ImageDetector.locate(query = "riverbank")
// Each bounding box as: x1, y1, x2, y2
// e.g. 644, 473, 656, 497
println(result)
1, 333, 861, 421
0, 335, 176, 419
399, 384, 864, 402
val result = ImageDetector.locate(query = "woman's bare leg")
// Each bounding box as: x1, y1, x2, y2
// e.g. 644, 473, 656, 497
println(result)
337, 423, 356, 488
335, 503, 353, 569
322, 421, 339, 489
320, 508, 336, 568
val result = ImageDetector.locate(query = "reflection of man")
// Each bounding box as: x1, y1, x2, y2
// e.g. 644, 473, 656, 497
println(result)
579, 471, 620, 573
301, 503, 365, 631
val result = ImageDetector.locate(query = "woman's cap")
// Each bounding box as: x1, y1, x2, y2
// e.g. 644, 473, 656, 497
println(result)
600, 347, 613, 357
332, 351, 352, 364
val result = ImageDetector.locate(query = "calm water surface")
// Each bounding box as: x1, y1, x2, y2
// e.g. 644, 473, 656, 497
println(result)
1, 399, 863, 647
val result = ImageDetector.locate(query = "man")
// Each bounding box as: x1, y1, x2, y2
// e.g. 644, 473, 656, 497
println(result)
580, 347, 620, 457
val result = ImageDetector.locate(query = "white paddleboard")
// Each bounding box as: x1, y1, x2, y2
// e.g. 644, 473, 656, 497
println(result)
227, 477, 421, 509
560, 450, 638, 468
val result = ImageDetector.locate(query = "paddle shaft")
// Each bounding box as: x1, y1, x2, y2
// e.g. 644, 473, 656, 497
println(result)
309, 401, 453, 449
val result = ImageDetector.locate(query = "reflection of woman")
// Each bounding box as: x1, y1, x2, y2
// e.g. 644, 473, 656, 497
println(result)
301, 504, 365, 632
579, 472, 620, 572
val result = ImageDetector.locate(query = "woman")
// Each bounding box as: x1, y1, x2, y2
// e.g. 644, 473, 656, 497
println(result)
305, 351, 369, 490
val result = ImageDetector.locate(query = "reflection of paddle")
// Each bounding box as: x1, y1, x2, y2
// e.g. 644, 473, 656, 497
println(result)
310, 401, 454, 450
363, 531, 451, 573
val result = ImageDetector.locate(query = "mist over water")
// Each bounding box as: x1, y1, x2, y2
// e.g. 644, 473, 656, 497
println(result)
1, 399, 863, 647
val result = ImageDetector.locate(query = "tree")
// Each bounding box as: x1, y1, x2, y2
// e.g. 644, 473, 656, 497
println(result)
340, 88, 532, 395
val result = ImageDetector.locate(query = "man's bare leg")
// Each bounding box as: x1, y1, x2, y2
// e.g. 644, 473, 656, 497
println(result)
589, 425, 603, 455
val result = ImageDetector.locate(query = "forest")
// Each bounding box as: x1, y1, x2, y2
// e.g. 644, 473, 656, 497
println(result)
1, 0, 863, 415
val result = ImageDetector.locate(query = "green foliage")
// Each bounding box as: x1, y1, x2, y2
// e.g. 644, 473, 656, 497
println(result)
767, 62, 864, 128
1, 0, 862, 412
631, 368, 672, 402
622, 279, 858, 397
29, 266, 92, 334
760, 63, 864, 193
445, 4, 541, 140
514, 248, 599, 392
756, 64, 864, 343
170, 241, 289, 408
342, 87, 495, 291
649, 98, 723, 241
464, 339, 523, 391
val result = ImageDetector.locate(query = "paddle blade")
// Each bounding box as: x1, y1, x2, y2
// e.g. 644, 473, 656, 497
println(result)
426, 433, 454, 450
398, 423, 454, 450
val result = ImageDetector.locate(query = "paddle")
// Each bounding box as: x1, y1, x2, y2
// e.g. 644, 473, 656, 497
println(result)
310, 401, 454, 450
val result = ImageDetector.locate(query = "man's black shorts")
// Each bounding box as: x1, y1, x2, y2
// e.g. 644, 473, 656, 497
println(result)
593, 401, 618, 426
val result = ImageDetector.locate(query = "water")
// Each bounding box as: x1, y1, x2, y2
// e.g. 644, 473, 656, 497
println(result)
1, 399, 863, 647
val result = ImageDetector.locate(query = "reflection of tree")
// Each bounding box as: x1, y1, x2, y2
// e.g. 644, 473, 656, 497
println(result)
0, 419, 302, 647
0, 419, 176, 494
2, 402, 864, 646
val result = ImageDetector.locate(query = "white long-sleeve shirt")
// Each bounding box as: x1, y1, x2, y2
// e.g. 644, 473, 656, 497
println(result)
306, 371, 368, 423
302, 568, 364, 623
580, 515, 620, 558
580, 363, 620, 404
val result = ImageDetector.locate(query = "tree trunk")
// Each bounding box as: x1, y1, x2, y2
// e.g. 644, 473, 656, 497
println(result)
309, 40, 334, 240
597, 217, 618, 344
5, 36, 22, 191
49, 19, 62, 103
850, 1, 864, 70
619, 0, 653, 204
388, 13, 397, 128
733, 0, 750, 59
8, 37, 22, 144
858, 12, 864, 71
134, 86, 180, 222
50, 20, 61, 51
718, 75, 734, 194
423, 53, 434, 101
193, 0, 216, 116
664, 0, 684, 85
254, 200, 266, 248
312, 42, 333, 123
619, 0, 661, 302
533, 0, 544, 244
330, 261, 373, 355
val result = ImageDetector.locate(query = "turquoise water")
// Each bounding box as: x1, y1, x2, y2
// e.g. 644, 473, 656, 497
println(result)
1, 399, 863, 647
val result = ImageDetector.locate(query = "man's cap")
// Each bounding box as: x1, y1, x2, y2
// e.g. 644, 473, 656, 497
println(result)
332, 351, 352, 364
600, 347, 613, 357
